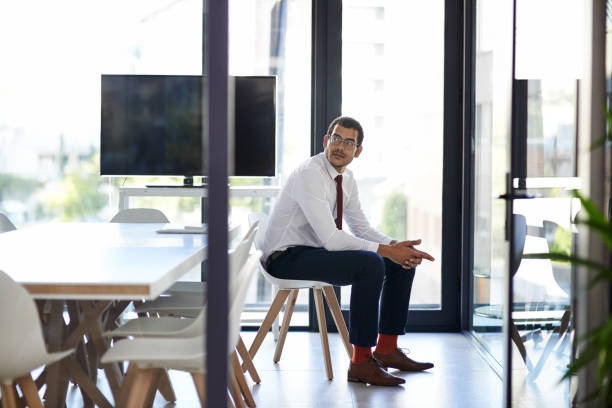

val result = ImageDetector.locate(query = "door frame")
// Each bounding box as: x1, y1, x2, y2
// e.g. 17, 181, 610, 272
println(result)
309, 0, 464, 331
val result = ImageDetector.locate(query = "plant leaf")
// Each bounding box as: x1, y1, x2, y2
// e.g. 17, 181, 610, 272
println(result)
575, 218, 612, 250
563, 342, 601, 380
574, 191, 610, 233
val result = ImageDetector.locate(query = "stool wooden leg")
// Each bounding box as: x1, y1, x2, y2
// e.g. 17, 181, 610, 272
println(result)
322, 286, 352, 358
247, 289, 291, 363
314, 288, 333, 380
232, 352, 256, 408
273, 289, 298, 363
229, 371, 246, 408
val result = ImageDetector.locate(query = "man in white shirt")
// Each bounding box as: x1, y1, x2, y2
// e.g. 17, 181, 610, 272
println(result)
263, 116, 435, 386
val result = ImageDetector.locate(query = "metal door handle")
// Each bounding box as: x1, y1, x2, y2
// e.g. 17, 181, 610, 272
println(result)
497, 191, 535, 200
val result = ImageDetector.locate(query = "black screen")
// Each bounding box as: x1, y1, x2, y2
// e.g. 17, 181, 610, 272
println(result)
233, 76, 276, 177
100, 75, 276, 177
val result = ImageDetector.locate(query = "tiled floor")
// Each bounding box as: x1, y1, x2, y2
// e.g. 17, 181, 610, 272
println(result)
63, 331, 504, 407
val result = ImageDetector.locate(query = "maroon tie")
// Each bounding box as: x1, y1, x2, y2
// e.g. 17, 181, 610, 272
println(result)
335, 175, 343, 230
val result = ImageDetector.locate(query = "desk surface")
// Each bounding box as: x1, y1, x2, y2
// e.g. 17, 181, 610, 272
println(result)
0, 222, 207, 300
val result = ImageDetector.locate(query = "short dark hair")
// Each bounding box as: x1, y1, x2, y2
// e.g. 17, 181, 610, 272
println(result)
326, 116, 364, 146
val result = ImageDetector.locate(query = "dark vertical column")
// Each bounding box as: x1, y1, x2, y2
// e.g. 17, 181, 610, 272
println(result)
461, 0, 476, 331
505, 1, 518, 405
204, 0, 229, 406
309, 0, 343, 329
311, 0, 342, 155
439, 0, 464, 329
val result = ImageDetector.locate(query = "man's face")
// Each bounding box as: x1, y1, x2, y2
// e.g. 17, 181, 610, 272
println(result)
323, 124, 362, 172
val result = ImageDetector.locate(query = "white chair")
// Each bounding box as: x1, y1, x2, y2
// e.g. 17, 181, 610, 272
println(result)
133, 222, 257, 317
110, 208, 169, 223
0, 213, 16, 233
246, 212, 352, 380
119, 223, 262, 386
104, 224, 258, 339
0, 270, 74, 407
101, 251, 261, 408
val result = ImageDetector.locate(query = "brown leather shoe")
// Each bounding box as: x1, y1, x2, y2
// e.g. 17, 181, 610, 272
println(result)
347, 358, 405, 386
373, 348, 434, 371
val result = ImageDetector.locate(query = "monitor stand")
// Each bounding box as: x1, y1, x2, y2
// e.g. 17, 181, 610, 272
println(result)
146, 176, 207, 188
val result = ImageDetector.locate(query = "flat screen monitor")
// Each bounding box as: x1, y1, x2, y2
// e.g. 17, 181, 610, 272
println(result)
100, 74, 276, 178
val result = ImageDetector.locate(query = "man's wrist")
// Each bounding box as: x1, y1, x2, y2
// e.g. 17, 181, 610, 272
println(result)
377, 243, 391, 258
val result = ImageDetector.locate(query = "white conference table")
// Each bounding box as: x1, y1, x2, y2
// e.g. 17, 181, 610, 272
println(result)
0, 222, 208, 300
0, 222, 214, 408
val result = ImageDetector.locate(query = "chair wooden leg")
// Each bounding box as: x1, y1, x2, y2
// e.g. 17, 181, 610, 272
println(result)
142, 369, 162, 408
322, 286, 352, 358
33, 369, 46, 390
511, 322, 528, 363
191, 372, 206, 407
15, 375, 43, 408
247, 289, 291, 363
119, 367, 158, 408
229, 371, 246, 408
557, 309, 571, 336
237, 336, 260, 383
232, 352, 256, 408
156, 369, 176, 402
62, 356, 113, 408
116, 363, 138, 408
273, 289, 298, 363
0, 384, 19, 408
314, 288, 333, 380
227, 389, 236, 408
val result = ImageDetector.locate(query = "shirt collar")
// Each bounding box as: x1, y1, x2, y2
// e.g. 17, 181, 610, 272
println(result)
319, 152, 342, 181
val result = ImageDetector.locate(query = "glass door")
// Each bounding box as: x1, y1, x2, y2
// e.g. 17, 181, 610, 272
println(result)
469, 0, 514, 397
506, 1, 584, 406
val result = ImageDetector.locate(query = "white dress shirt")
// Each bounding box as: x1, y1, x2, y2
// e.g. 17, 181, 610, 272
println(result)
263, 152, 393, 261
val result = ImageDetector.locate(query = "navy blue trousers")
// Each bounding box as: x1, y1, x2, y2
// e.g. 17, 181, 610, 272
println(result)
267, 246, 415, 347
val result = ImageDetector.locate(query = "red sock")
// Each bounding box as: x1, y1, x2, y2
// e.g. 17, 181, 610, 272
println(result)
351, 345, 372, 365
374, 334, 398, 355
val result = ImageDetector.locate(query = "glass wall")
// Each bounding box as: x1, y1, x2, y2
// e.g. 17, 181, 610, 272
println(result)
341, 0, 444, 310
0, 0, 203, 226
227, 0, 312, 327
470, 0, 513, 383
506, 0, 584, 404
0, 0, 311, 327
470, 0, 583, 406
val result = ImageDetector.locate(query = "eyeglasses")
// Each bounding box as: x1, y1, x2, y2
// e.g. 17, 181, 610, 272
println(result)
328, 134, 359, 149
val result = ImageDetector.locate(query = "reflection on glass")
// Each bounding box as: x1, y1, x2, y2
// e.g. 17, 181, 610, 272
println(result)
527, 80, 577, 177
509, 80, 577, 407
0, 0, 203, 224
341, 0, 444, 309
228, 0, 312, 327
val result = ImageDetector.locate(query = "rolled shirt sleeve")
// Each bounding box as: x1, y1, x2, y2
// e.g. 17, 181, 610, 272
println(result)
343, 176, 394, 245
